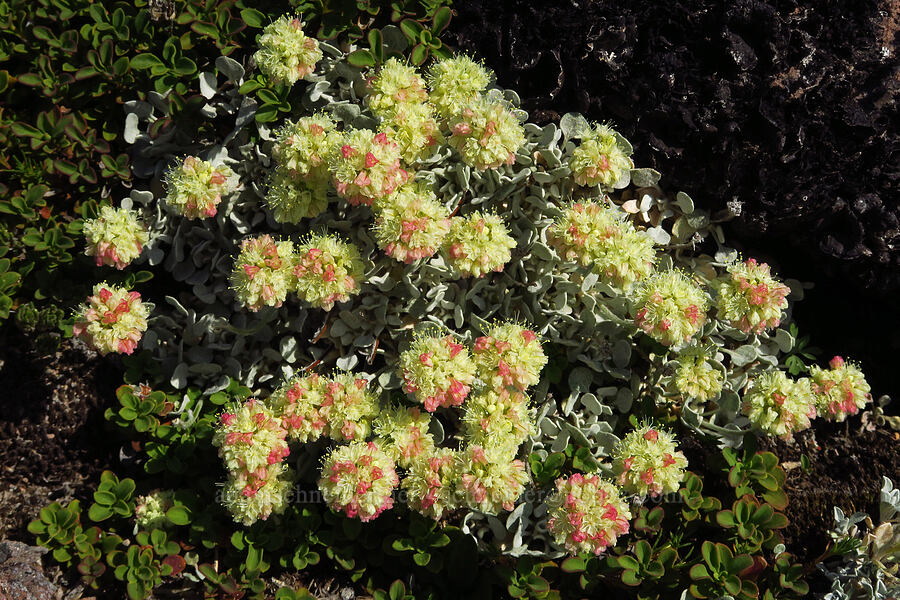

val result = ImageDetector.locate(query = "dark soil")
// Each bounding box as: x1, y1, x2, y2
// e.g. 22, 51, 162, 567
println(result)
448, 0, 900, 397
0, 329, 120, 540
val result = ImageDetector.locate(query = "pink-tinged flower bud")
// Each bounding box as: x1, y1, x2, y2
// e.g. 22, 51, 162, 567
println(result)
674, 347, 725, 402
742, 370, 817, 439
293, 233, 364, 311
374, 406, 435, 469
399, 333, 476, 411
73, 283, 150, 356
631, 270, 709, 347
472, 322, 547, 394
213, 399, 289, 476
426, 55, 492, 120
164, 156, 235, 219
462, 389, 535, 457
455, 445, 529, 515
442, 212, 515, 277
83, 206, 149, 270
372, 181, 451, 263
810, 357, 871, 422
231, 235, 295, 312
569, 123, 634, 188
714, 258, 790, 334
546, 474, 631, 556
254, 15, 322, 85
447, 97, 525, 170
329, 129, 408, 206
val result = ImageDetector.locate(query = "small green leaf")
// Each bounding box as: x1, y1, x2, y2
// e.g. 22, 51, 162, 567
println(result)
241, 8, 266, 28
130, 54, 164, 70
347, 50, 376, 68
166, 506, 190, 525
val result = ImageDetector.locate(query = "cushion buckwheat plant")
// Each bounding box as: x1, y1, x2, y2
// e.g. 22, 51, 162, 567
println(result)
163, 156, 235, 219
426, 54, 492, 120
715, 258, 791, 334
365, 57, 428, 119
73, 284, 150, 355
632, 270, 709, 347
455, 445, 529, 514
292, 233, 365, 310
446, 96, 526, 170
569, 123, 634, 188
230, 234, 296, 311
318, 441, 399, 522
612, 425, 689, 498
373, 406, 435, 468
272, 114, 339, 182
742, 370, 817, 439
399, 332, 476, 412
328, 129, 410, 206
546, 473, 632, 556
253, 15, 322, 85
402, 447, 460, 520
473, 322, 547, 393
83, 205, 149, 270
674, 347, 725, 402
547, 200, 656, 290
373, 181, 451, 263
442, 211, 516, 277
267, 373, 329, 442
810, 356, 872, 422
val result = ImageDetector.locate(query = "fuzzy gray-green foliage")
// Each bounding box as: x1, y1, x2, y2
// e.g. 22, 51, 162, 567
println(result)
123, 31, 814, 556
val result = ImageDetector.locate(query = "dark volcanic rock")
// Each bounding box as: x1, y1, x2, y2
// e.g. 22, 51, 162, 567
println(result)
449, 0, 900, 395
0, 540, 61, 600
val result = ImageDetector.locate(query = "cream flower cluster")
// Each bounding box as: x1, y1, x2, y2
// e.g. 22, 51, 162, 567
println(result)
461, 388, 535, 457
447, 97, 525, 170
373, 181, 451, 263
674, 348, 725, 401
569, 123, 634, 188
329, 129, 410, 206
426, 55, 492, 120
267, 373, 329, 442
456, 445, 529, 514
366, 58, 429, 118
321, 373, 380, 442
164, 156, 235, 219
212, 399, 293, 526
73, 284, 150, 355
547, 200, 656, 290
546, 474, 632, 555
401, 448, 458, 520
230, 235, 295, 311
810, 356, 871, 422
612, 425, 689, 498
442, 212, 516, 277
632, 270, 709, 347
293, 233, 365, 310
134, 491, 174, 530
715, 258, 790, 334
742, 370, 817, 438
399, 333, 476, 412
383, 102, 443, 164
83, 205, 149, 270
473, 322, 547, 393
318, 441, 400, 522
253, 16, 322, 85
373, 406, 435, 468
265, 170, 330, 224
272, 114, 338, 181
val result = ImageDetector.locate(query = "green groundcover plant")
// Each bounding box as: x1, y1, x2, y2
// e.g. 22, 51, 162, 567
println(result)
30, 12, 896, 600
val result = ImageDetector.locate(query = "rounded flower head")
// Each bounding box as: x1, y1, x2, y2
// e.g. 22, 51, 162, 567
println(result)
322, 373, 379, 442
328, 129, 410, 206
373, 406, 435, 468
632, 270, 709, 347
447, 97, 525, 170
134, 491, 174, 530
318, 441, 399, 522
546, 474, 632, 556
715, 258, 790, 334
212, 398, 290, 473
810, 356, 871, 422
272, 114, 339, 182
612, 425, 688, 498
265, 167, 331, 224
373, 181, 451, 263
231, 235, 295, 311
268, 373, 329, 442
547, 200, 656, 290
426, 55, 492, 120
73, 284, 150, 355
456, 445, 529, 514
473, 322, 547, 393
402, 448, 461, 520
442, 212, 516, 277
461, 389, 535, 457
399, 333, 476, 412
742, 370, 817, 438
164, 156, 235, 219
83, 205, 149, 269
383, 102, 444, 164
293, 233, 365, 310
569, 124, 634, 188
366, 58, 428, 119
221, 464, 293, 526
254, 15, 322, 85
674, 348, 725, 402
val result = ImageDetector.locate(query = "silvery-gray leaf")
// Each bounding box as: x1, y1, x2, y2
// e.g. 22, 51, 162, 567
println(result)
215, 56, 245, 82
559, 112, 590, 139
170, 362, 189, 389
124, 112, 140, 144
675, 191, 695, 214
199, 71, 218, 99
